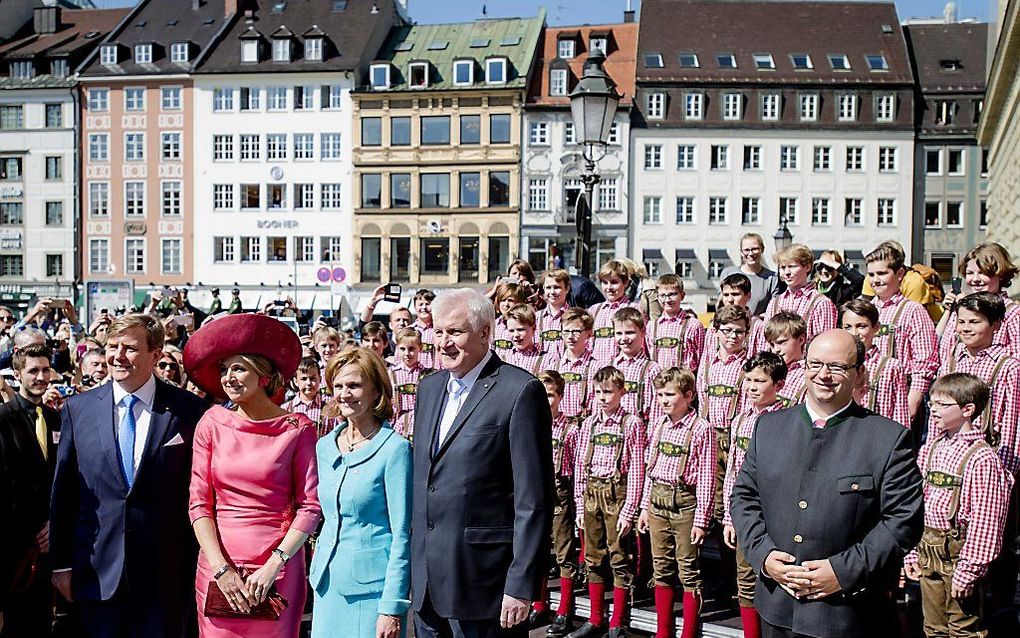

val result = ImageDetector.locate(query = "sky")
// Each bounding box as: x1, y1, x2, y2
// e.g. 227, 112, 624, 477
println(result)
90, 0, 993, 24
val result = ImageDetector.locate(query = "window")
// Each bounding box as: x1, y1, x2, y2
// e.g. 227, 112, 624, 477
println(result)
709, 197, 728, 224
529, 122, 548, 145
358, 117, 383, 147
643, 53, 664, 68
453, 60, 473, 86
9, 60, 32, 79
171, 42, 189, 63
878, 146, 897, 172
723, 93, 742, 120
239, 134, 261, 160
828, 54, 851, 70
321, 236, 342, 261
838, 94, 857, 121
799, 94, 818, 121
563, 122, 575, 145
489, 171, 511, 207
212, 134, 234, 162
608, 121, 620, 144
46, 255, 63, 277
370, 64, 390, 89
811, 198, 830, 225
294, 183, 315, 209
241, 237, 262, 262
598, 178, 617, 210
125, 238, 145, 274
528, 179, 548, 210
678, 52, 699, 68
489, 114, 511, 144
294, 133, 313, 159
459, 172, 480, 207
925, 149, 942, 174
711, 144, 729, 170
267, 86, 287, 110
981, 148, 989, 175
293, 86, 313, 110
558, 39, 575, 58
743, 145, 761, 170
846, 146, 864, 171
876, 94, 895, 122
240, 87, 261, 111
877, 198, 896, 226
89, 183, 109, 217
791, 53, 813, 70
973, 99, 984, 124
422, 116, 451, 145
124, 182, 145, 217
390, 117, 411, 146
644, 144, 662, 169
643, 196, 662, 224
684, 93, 703, 119
87, 133, 108, 162
486, 57, 507, 84
813, 146, 831, 171
272, 38, 291, 62
267, 183, 286, 209
266, 237, 287, 262
647, 92, 665, 119
100, 44, 117, 65
421, 173, 450, 207
947, 149, 964, 175
213, 184, 234, 210
124, 133, 145, 161
716, 53, 737, 68
305, 37, 323, 61
675, 196, 695, 224
162, 181, 181, 216
89, 239, 109, 273
753, 53, 775, 70
780, 145, 799, 171
866, 54, 888, 71
780, 197, 799, 224
361, 173, 381, 207
213, 88, 233, 111
935, 100, 955, 126
980, 200, 988, 228
295, 236, 315, 262
321, 183, 342, 209
321, 133, 342, 159
0, 106, 22, 130
1, 256, 24, 277
761, 94, 781, 120
709, 258, 727, 279
381, 174, 408, 208
161, 132, 181, 160
161, 87, 182, 110
88, 88, 109, 112
45, 104, 62, 128
945, 201, 963, 227
241, 183, 260, 209
134, 44, 152, 64
323, 85, 343, 109
0, 158, 21, 180
45, 156, 63, 180
162, 239, 182, 274
742, 197, 761, 225
590, 37, 607, 54
460, 115, 480, 144
420, 238, 449, 275
0, 203, 23, 224
677, 144, 696, 170
409, 62, 429, 88
125, 87, 145, 111
845, 198, 863, 226
925, 201, 941, 228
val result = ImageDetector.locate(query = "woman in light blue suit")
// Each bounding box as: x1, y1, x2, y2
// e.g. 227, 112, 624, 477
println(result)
311, 348, 412, 638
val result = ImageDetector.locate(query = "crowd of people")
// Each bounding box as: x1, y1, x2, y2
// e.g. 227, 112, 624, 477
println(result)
0, 234, 1018, 638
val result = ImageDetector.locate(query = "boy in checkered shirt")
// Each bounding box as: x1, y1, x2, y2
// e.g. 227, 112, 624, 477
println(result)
555, 308, 598, 423
637, 367, 715, 638
763, 243, 837, 340
493, 281, 529, 359
612, 307, 664, 431
647, 274, 705, 374
388, 328, 433, 441
764, 311, 807, 408
572, 366, 646, 638
537, 269, 572, 350
504, 303, 560, 376
705, 273, 766, 358
589, 260, 641, 366
865, 242, 939, 423
722, 351, 787, 638
840, 299, 911, 428
411, 288, 439, 369
282, 356, 332, 438
904, 373, 1012, 638
312, 326, 341, 390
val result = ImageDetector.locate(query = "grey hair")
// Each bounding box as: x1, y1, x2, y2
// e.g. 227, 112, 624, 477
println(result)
433, 289, 495, 334
13, 327, 46, 349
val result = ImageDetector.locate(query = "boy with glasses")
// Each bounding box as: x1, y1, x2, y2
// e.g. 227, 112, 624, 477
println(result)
555, 309, 598, 424
647, 274, 705, 373
705, 274, 766, 362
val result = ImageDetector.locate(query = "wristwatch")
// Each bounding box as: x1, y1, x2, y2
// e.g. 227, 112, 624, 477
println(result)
272, 548, 290, 562
213, 563, 231, 579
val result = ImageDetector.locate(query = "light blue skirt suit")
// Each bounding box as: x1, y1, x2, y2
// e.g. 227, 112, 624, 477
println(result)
310, 423, 412, 638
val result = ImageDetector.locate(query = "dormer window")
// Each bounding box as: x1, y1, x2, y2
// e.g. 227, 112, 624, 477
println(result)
453, 59, 473, 86
940, 59, 961, 71
753, 53, 775, 70
589, 36, 607, 54
369, 63, 390, 90
100, 44, 118, 65
170, 42, 189, 64
409, 62, 429, 88
51, 59, 68, 78
557, 38, 575, 59
486, 57, 507, 84
10, 60, 33, 79
241, 40, 259, 63
677, 53, 699, 68
272, 38, 291, 62
550, 68, 568, 96
134, 44, 153, 64
716, 53, 737, 68
791, 53, 813, 70
305, 37, 323, 61
828, 54, 851, 70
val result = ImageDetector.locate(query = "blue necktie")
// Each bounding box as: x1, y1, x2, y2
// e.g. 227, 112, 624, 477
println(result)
119, 394, 138, 487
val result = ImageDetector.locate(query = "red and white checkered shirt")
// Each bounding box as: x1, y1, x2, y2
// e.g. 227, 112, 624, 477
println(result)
552, 412, 579, 478
763, 283, 837, 341
536, 304, 568, 349
389, 362, 433, 440
554, 349, 599, 419
938, 343, 1020, 475
411, 320, 440, 369
873, 292, 939, 394
704, 316, 766, 361
777, 359, 806, 408
723, 400, 785, 526
613, 352, 665, 427
573, 409, 647, 522
641, 410, 717, 529
904, 428, 1014, 592
646, 313, 706, 373
492, 317, 514, 359
857, 345, 911, 428
697, 349, 749, 430
939, 293, 1020, 361
505, 341, 561, 377
282, 393, 327, 434
588, 299, 640, 366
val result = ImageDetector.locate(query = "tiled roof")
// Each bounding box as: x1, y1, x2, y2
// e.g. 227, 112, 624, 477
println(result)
0, 8, 128, 59
527, 22, 638, 107
367, 10, 546, 92
637, 0, 913, 85
904, 22, 987, 92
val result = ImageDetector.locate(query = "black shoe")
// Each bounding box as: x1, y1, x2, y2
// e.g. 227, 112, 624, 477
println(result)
547, 614, 574, 637
565, 622, 607, 638
607, 628, 629, 638
529, 609, 552, 629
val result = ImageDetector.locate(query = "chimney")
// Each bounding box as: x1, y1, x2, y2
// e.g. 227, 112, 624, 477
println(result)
192, 0, 202, 11
225, 0, 238, 18
623, 0, 635, 23
943, 1, 958, 24
33, 6, 61, 35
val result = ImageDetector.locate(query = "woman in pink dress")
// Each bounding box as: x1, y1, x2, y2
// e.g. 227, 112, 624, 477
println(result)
183, 314, 321, 638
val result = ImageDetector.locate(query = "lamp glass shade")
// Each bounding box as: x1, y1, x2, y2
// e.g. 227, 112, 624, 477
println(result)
569, 53, 621, 146
773, 225, 794, 252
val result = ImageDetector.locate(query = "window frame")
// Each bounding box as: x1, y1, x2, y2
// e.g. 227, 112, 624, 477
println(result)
485, 57, 507, 85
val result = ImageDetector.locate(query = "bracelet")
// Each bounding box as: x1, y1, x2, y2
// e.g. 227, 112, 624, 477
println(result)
213, 563, 231, 580
272, 548, 290, 562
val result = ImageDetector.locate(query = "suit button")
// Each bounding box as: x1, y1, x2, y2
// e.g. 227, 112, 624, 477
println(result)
798, 500, 808, 509
793, 534, 803, 543
427, 522, 435, 530
851, 483, 860, 491
428, 484, 436, 493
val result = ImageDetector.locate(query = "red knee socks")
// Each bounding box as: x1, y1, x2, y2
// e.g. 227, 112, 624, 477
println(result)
654, 585, 675, 638
556, 577, 574, 617
609, 587, 628, 629
588, 582, 606, 627
739, 606, 762, 638
680, 591, 702, 638
532, 577, 549, 613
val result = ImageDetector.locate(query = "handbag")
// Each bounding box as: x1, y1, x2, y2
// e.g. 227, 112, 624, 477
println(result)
203, 566, 288, 620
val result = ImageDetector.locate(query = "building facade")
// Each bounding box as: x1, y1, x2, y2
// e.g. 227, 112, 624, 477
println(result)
350, 11, 545, 287
632, 0, 916, 311
520, 20, 636, 274
191, 0, 399, 305
904, 20, 988, 281
0, 4, 125, 305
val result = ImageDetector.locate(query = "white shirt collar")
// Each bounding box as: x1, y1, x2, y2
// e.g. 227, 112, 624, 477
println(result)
804, 398, 853, 424
113, 374, 157, 408
450, 351, 492, 392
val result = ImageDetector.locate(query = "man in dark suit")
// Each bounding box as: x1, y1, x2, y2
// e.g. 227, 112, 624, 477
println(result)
50, 314, 208, 638
0, 343, 62, 636
731, 329, 923, 638
412, 289, 553, 638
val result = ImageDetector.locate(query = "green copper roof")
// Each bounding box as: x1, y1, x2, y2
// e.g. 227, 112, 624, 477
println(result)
371, 9, 545, 92
0, 76, 76, 90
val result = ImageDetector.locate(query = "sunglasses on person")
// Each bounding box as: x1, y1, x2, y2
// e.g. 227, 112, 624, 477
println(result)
158, 361, 180, 371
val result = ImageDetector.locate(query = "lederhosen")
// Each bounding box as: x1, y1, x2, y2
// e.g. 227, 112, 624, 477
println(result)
865, 352, 893, 414
582, 414, 638, 587
562, 357, 597, 425
730, 411, 758, 606
592, 303, 616, 350
552, 418, 579, 579
650, 315, 691, 369
522, 347, 555, 378
700, 362, 745, 523
538, 309, 563, 346
646, 418, 702, 590
623, 359, 655, 423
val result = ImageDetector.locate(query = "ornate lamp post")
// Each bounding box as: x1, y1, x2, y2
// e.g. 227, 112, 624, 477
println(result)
569, 49, 621, 280
773, 215, 793, 252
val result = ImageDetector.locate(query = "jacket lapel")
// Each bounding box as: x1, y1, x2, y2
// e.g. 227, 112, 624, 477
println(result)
132, 381, 174, 489
93, 383, 128, 490
432, 355, 502, 462
423, 370, 450, 457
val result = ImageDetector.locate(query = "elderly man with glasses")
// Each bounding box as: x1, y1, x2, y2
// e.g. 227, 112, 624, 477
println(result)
731, 329, 923, 638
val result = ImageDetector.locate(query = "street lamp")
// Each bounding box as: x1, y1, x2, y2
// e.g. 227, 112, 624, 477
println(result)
569, 49, 621, 280
773, 215, 793, 252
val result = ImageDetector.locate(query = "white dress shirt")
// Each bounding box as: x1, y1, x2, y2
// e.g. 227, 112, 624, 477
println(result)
436, 352, 492, 446
112, 374, 157, 470
804, 398, 853, 427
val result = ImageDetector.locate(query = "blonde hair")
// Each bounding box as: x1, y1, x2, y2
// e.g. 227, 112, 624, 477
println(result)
652, 366, 697, 395
395, 327, 422, 346
775, 243, 813, 267
229, 353, 285, 397
324, 347, 393, 421
313, 326, 341, 344
562, 308, 594, 330
597, 259, 631, 283
108, 313, 164, 352
505, 303, 536, 327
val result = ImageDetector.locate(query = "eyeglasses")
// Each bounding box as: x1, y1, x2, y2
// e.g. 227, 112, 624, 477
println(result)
158, 361, 179, 371
717, 328, 747, 337
658, 292, 681, 299
561, 329, 586, 336
805, 359, 853, 377
0, 316, 13, 323
927, 400, 960, 411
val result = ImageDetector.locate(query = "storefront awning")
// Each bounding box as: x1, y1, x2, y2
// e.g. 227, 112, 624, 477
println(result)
642, 248, 664, 261
708, 249, 731, 263
674, 248, 696, 261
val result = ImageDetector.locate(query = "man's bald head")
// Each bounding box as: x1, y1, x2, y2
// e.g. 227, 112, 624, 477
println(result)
807, 329, 864, 368
804, 329, 865, 409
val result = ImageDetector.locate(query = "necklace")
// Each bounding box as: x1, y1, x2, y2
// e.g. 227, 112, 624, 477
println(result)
345, 424, 381, 453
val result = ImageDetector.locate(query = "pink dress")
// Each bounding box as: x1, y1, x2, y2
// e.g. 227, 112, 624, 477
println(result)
189, 406, 322, 638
